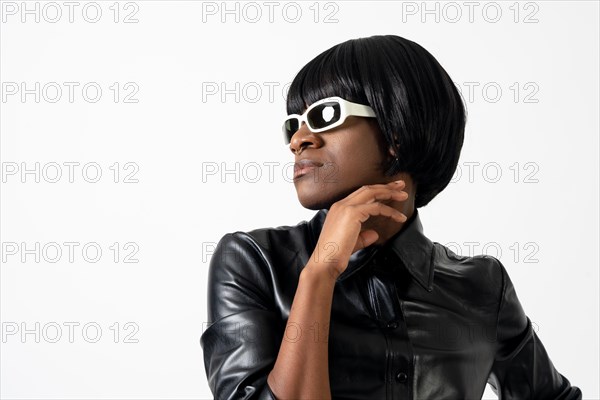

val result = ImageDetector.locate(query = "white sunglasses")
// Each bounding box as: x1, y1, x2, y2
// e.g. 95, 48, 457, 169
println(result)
282, 96, 376, 145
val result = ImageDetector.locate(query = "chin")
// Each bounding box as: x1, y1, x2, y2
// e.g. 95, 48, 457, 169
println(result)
297, 196, 332, 211
296, 186, 355, 211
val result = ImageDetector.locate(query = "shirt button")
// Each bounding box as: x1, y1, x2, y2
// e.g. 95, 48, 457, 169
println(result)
395, 371, 408, 383
386, 320, 399, 329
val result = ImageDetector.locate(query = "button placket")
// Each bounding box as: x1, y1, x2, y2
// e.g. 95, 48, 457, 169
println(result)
367, 254, 414, 398
395, 371, 408, 383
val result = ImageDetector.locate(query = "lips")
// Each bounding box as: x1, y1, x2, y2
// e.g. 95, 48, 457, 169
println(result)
294, 160, 323, 179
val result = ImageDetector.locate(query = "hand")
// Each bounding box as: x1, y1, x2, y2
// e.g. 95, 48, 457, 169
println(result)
307, 180, 409, 280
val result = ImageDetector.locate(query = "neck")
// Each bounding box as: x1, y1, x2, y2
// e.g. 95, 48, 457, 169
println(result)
363, 201, 415, 247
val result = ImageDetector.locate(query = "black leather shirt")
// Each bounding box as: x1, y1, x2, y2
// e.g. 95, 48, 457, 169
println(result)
200, 208, 582, 399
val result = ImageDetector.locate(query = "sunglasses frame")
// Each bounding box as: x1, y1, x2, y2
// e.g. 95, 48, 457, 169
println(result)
282, 96, 377, 145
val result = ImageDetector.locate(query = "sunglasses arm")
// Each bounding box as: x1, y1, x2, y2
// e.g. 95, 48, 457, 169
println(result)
345, 101, 376, 118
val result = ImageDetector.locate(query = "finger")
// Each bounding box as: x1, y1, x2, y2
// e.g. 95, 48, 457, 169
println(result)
371, 190, 408, 203
348, 184, 407, 205
355, 202, 407, 223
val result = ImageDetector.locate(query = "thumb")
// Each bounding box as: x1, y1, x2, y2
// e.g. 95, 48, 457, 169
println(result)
353, 229, 379, 253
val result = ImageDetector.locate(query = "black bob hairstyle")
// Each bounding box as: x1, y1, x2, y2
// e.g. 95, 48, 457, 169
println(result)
286, 34, 467, 209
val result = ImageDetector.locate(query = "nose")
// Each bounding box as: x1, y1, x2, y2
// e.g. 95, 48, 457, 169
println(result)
289, 123, 320, 155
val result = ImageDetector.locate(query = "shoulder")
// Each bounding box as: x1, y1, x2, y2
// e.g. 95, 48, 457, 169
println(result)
242, 217, 313, 254
206, 218, 314, 322
433, 242, 505, 279
432, 242, 507, 303
215, 216, 312, 266
209, 216, 315, 286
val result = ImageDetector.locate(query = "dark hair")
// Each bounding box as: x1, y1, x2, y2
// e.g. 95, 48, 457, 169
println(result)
286, 34, 467, 209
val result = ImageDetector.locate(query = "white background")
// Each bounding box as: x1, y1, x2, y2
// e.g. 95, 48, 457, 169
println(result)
1, 1, 598, 399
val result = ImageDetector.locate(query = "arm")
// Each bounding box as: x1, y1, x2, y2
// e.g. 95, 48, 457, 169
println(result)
200, 233, 281, 400
266, 262, 337, 399
486, 258, 582, 399
200, 232, 337, 400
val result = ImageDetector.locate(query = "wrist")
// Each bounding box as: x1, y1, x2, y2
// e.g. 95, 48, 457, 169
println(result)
302, 260, 342, 284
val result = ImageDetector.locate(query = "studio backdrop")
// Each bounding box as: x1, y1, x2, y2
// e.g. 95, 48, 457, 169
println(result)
1, 1, 598, 399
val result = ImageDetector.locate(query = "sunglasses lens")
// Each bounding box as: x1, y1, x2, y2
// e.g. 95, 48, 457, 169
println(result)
307, 101, 341, 130
283, 118, 299, 144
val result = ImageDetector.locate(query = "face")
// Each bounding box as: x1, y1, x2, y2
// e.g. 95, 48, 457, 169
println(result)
289, 112, 397, 210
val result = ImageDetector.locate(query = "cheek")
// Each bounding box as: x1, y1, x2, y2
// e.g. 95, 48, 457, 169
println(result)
318, 162, 338, 182
329, 129, 385, 175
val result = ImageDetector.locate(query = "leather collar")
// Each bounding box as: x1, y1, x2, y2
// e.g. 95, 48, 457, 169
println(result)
308, 207, 435, 292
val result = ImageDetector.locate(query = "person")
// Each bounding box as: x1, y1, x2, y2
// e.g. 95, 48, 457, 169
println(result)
200, 35, 582, 400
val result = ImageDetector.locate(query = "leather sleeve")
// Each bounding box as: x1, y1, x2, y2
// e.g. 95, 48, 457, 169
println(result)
486, 258, 582, 399
200, 233, 283, 400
